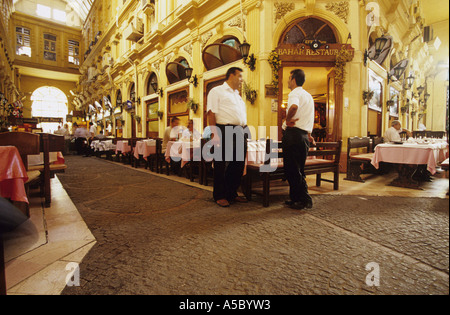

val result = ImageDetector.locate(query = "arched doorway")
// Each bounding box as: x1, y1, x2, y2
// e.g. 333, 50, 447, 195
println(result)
31, 86, 68, 133
275, 16, 353, 141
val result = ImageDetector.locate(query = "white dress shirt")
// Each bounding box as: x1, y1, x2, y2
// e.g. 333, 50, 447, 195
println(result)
207, 82, 247, 126
287, 86, 315, 133
89, 125, 96, 136
384, 127, 401, 142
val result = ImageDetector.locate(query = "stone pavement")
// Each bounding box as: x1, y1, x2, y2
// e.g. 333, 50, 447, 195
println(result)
58, 156, 449, 295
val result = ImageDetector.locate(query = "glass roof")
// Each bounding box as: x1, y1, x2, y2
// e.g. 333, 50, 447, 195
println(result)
13, 0, 93, 21
64, 0, 94, 21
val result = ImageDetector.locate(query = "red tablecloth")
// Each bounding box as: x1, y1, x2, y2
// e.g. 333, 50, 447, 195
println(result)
0, 146, 29, 203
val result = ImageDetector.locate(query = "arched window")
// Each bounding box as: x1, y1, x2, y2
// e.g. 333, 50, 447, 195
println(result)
116, 90, 122, 106
129, 82, 136, 101
279, 17, 338, 45
221, 37, 240, 49
31, 86, 68, 133
146, 72, 158, 95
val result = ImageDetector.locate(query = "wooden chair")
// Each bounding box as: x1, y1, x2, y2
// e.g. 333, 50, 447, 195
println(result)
426, 131, 446, 138
28, 134, 66, 207
0, 132, 41, 217
200, 138, 214, 186
244, 139, 342, 207
344, 137, 375, 183
413, 131, 427, 138
144, 138, 162, 172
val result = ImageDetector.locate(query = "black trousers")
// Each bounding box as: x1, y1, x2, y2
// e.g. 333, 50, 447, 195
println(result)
282, 127, 312, 204
213, 124, 248, 202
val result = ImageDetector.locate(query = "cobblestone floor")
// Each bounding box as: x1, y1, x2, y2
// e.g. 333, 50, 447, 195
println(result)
58, 156, 449, 295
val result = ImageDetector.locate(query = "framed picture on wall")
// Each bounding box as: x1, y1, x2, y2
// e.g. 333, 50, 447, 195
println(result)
389, 87, 399, 118
368, 69, 383, 112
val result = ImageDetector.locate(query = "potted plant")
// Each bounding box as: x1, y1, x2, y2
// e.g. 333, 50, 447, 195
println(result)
243, 81, 258, 105
362, 89, 374, 105
386, 98, 395, 110
187, 99, 199, 114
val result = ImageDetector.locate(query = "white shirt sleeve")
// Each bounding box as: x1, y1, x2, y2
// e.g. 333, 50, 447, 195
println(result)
207, 88, 220, 114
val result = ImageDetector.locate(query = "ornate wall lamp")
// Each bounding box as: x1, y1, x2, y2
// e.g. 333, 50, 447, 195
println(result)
388, 66, 406, 84
185, 67, 198, 87
150, 81, 164, 97
239, 40, 256, 71
364, 37, 389, 66
404, 74, 415, 90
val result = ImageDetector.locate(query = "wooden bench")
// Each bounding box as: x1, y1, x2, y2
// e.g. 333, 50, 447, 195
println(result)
344, 137, 378, 183
243, 139, 342, 207
0, 132, 41, 217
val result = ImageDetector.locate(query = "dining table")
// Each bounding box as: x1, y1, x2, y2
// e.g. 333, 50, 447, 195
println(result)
371, 140, 449, 189
115, 140, 131, 155
165, 140, 201, 168
0, 146, 29, 204
134, 139, 157, 161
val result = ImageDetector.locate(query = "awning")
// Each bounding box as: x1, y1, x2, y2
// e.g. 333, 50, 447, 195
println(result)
202, 43, 242, 71
166, 62, 188, 85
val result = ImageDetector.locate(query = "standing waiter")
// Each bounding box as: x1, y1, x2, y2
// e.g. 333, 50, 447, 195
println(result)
283, 69, 315, 210
207, 67, 249, 207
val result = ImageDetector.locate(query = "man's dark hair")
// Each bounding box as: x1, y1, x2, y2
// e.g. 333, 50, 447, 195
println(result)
290, 69, 306, 87
226, 67, 243, 80
73, 122, 78, 127
171, 117, 180, 123
89, 122, 93, 126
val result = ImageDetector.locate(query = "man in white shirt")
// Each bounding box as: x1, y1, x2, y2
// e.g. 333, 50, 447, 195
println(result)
283, 69, 315, 210
384, 120, 410, 142
207, 67, 249, 207
162, 117, 180, 153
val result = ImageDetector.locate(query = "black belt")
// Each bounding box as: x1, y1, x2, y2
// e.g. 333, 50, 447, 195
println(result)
286, 127, 309, 135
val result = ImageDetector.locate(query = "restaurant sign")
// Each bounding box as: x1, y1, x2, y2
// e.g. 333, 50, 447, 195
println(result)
276, 44, 354, 62
35, 117, 64, 123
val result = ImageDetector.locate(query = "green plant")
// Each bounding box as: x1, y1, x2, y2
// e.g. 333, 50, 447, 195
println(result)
243, 81, 258, 105
268, 50, 281, 93
362, 90, 374, 105
187, 99, 199, 113
335, 45, 353, 87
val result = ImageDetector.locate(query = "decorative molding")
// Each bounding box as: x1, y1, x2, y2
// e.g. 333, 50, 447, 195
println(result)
274, 2, 295, 24
152, 62, 160, 72
183, 43, 193, 56
165, 53, 174, 65
201, 31, 214, 47
228, 16, 245, 30
325, 1, 350, 24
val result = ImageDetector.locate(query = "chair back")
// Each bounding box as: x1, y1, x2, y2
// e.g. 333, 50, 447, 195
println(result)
347, 137, 370, 157
0, 132, 40, 170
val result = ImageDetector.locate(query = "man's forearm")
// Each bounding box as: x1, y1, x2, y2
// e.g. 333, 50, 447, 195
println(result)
286, 106, 298, 123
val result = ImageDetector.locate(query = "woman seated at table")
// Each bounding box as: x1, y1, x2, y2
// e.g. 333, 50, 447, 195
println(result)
384, 120, 411, 143
181, 119, 201, 141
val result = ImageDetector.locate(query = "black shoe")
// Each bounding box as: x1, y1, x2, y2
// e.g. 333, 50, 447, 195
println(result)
290, 201, 313, 210
285, 200, 296, 206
